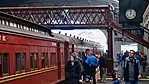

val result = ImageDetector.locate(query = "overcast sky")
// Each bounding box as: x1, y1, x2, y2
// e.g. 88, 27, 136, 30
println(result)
52, 29, 108, 51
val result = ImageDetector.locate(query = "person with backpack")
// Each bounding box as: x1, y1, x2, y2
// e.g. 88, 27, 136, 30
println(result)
85, 53, 99, 84
82, 49, 90, 81
120, 50, 142, 84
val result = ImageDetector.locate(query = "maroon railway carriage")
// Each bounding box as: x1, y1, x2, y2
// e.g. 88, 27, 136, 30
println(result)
0, 12, 102, 84
0, 12, 66, 84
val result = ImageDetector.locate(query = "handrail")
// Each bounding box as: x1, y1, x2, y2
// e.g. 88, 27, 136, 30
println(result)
111, 22, 149, 48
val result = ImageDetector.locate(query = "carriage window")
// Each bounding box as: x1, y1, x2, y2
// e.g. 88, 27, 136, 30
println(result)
0, 19, 1, 24
31, 28, 34, 31
50, 53, 56, 67
37, 30, 39, 33
35, 29, 37, 32
29, 27, 30, 30
6, 20, 9, 26
14, 23, 17, 27
20, 25, 23, 29
15, 53, 26, 73
2, 19, 5, 25
30, 53, 38, 71
21, 54, 26, 72
17, 24, 20, 28
26, 27, 29, 30
42, 53, 49, 68
24, 26, 26, 30
30, 53, 34, 70
10, 22, 14, 27
0, 53, 9, 77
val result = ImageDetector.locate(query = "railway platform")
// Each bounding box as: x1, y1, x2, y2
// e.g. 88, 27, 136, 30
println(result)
96, 78, 149, 84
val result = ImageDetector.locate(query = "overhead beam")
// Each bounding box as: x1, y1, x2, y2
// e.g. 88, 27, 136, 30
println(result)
0, 5, 110, 28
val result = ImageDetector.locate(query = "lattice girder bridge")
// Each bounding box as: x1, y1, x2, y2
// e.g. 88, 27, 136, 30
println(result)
0, 6, 111, 28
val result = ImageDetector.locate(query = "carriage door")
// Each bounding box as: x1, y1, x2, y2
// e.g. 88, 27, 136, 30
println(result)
57, 43, 61, 79
64, 42, 69, 64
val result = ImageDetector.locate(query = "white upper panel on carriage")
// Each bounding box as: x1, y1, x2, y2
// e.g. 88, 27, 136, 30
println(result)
0, 11, 66, 42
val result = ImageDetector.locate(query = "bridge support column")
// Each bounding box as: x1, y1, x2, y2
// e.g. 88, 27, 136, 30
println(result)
107, 28, 114, 75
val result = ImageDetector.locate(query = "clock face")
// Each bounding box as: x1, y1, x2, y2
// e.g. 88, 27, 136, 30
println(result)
125, 9, 136, 20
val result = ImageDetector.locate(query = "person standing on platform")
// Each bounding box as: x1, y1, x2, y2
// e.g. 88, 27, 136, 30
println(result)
65, 55, 81, 84
85, 53, 99, 84
82, 49, 90, 80
73, 52, 84, 81
99, 52, 107, 83
120, 50, 142, 84
140, 52, 147, 72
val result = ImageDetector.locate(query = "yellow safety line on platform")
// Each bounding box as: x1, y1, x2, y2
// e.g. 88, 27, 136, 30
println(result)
0, 68, 58, 83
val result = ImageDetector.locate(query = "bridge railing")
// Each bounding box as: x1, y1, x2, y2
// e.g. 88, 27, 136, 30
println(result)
0, 5, 111, 28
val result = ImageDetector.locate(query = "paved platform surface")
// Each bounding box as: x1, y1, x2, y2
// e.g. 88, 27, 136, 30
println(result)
97, 80, 149, 84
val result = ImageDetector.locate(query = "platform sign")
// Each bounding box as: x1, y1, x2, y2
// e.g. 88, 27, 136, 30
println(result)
119, 0, 145, 25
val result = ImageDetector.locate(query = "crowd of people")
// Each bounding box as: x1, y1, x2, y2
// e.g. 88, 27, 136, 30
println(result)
117, 50, 147, 73
64, 49, 148, 84
113, 50, 148, 84
65, 49, 108, 84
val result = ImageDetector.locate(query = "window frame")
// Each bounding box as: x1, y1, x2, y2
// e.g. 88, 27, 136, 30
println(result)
0, 53, 9, 77
15, 53, 26, 74
50, 53, 56, 67
30, 53, 39, 71
41, 53, 49, 68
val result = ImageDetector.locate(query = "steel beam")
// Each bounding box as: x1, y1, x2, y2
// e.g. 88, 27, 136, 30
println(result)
0, 5, 110, 28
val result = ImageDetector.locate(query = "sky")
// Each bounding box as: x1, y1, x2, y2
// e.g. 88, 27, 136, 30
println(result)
52, 29, 108, 51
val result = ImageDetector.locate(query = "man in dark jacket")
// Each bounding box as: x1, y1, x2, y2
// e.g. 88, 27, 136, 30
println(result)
65, 55, 81, 84
120, 50, 141, 84
99, 54, 107, 83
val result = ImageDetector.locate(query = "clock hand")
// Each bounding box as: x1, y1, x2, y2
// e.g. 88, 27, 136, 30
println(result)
130, 10, 132, 15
